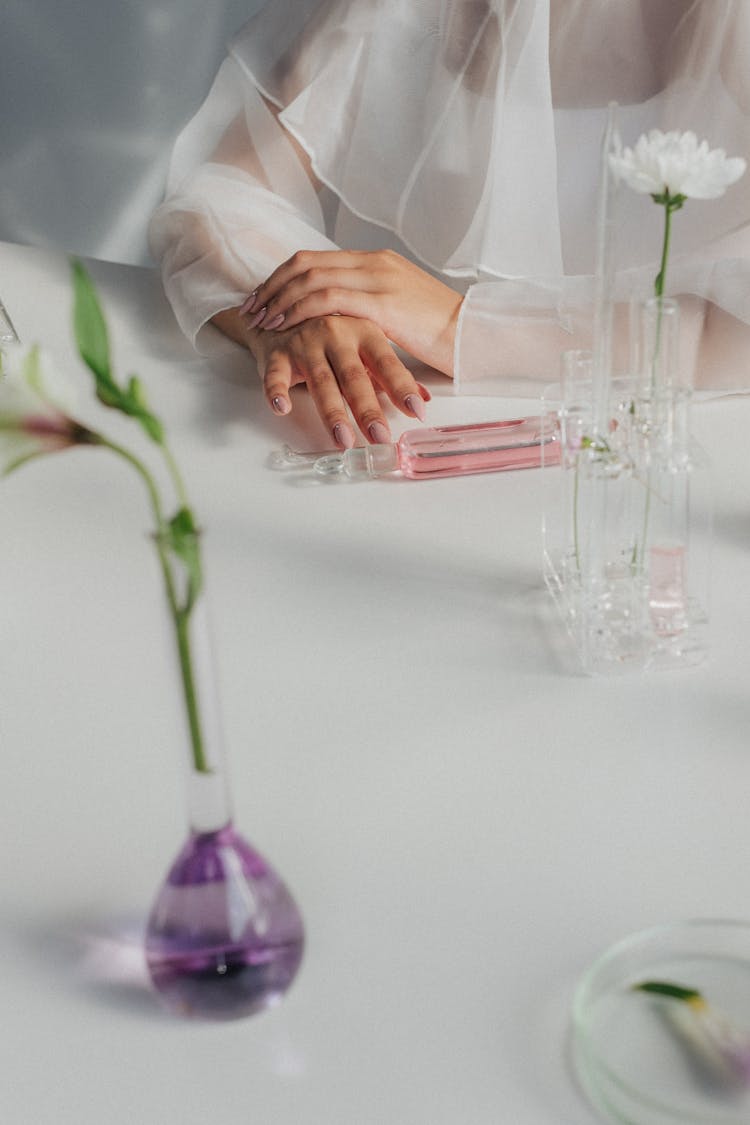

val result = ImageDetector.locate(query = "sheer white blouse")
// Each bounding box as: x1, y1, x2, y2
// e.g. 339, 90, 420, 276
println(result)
149, 0, 750, 393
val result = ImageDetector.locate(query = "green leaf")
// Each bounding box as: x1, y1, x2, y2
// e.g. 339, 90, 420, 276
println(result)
136, 412, 164, 443
71, 260, 112, 387
170, 506, 198, 538
125, 376, 164, 443
650, 190, 686, 213
166, 507, 202, 611
70, 264, 168, 444
633, 980, 703, 1004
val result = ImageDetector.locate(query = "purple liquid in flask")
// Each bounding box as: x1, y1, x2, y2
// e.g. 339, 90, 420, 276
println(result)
146, 823, 304, 1020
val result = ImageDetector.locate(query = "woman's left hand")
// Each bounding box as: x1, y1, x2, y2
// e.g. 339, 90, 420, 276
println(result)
240, 249, 463, 377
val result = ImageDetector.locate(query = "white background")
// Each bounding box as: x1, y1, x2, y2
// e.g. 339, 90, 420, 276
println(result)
2, 240, 750, 1124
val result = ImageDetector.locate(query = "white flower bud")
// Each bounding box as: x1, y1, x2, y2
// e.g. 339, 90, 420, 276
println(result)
0, 343, 86, 473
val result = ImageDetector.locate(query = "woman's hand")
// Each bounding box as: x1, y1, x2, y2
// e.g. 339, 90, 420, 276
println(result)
240, 249, 463, 377
241, 312, 431, 449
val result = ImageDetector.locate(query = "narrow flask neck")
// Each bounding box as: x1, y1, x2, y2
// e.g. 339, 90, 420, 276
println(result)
178, 595, 233, 834
315, 443, 399, 478
153, 529, 233, 834
639, 296, 683, 394
639, 296, 690, 462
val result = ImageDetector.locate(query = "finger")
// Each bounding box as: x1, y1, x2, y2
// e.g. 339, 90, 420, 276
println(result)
265, 288, 376, 332
325, 344, 392, 444
260, 347, 295, 417
297, 352, 357, 449
361, 338, 428, 421
246, 250, 372, 315
257, 270, 376, 329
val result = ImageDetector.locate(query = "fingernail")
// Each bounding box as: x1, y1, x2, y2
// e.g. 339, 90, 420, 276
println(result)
246, 306, 267, 330
404, 393, 426, 422
271, 395, 291, 416
417, 382, 432, 402
239, 290, 258, 315
333, 422, 355, 449
263, 313, 285, 331
368, 421, 391, 444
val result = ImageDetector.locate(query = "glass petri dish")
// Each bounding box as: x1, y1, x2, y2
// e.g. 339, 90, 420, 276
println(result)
572, 920, 750, 1124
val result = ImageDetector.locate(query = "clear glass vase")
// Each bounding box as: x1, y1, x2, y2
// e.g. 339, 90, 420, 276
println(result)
542, 298, 711, 674
144, 536, 304, 1019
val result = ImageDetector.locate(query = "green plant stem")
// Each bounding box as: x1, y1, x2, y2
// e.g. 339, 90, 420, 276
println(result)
650, 199, 674, 390
653, 199, 674, 299
638, 197, 675, 570
161, 442, 190, 511
97, 434, 166, 530
96, 434, 209, 774
173, 607, 208, 774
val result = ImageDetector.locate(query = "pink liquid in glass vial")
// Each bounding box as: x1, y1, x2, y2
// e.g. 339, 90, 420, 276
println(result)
649, 544, 687, 636
396, 417, 559, 479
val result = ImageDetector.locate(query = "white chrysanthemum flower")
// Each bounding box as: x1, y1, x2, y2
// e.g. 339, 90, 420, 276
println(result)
610, 130, 746, 200
0, 342, 93, 473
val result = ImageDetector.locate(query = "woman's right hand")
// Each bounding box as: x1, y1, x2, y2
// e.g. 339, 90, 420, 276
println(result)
242, 312, 431, 449
244, 249, 463, 378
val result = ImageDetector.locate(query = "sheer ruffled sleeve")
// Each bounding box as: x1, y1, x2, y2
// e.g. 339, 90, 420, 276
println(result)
455, 227, 750, 395
148, 56, 338, 354
151, 0, 750, 389
454, 0, 750, 395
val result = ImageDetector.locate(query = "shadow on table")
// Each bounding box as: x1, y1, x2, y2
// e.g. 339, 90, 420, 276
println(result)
13, 913, 174, 1022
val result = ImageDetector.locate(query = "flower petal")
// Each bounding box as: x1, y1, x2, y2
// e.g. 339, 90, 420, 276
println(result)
609, 129, 746, 200
0, 343, 83, 473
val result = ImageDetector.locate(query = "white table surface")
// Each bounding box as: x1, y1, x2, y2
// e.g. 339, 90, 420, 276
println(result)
1, 239, 750, 1125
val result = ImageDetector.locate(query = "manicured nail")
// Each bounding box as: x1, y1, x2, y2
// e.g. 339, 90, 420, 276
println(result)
271, 395, 291, 416
263, 313, 285, 331
404, 393, 426, 422
333, 422, 355, 449
239, 290, 258, 315
246, 306, 267, 330
368, 421, 391, 444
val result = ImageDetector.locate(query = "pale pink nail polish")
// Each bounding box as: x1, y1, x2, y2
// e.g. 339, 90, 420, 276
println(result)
271, 395, 291, 416
333, 422, 355, 449
263, 313, 285, 331
404, 393, 426, 422
368, 421, 391, 444
247, 306, 267, 330
239, 290, 259, 316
